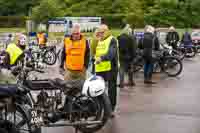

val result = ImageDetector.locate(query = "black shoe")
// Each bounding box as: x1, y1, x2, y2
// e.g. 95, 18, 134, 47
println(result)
119, 83, 124, 88
144, 80, 156, 84
110, 112, 115, 119
128, 81, 136, 87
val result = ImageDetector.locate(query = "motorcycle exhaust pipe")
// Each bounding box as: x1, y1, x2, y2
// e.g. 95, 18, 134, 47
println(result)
46, 120, 102, 127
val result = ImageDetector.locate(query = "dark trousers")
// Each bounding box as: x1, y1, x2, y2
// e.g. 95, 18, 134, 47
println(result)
144, 60, 153, 81
96, 70, 118, 111
119, 64, 134, 85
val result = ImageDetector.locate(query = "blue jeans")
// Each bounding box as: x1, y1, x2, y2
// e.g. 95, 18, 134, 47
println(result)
144, 62, 153, 81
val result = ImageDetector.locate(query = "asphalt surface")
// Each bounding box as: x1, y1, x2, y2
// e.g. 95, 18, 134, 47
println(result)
36, 55, 200, 133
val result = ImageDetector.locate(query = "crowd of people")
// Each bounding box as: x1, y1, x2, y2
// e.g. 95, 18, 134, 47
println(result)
0, 23, 194, 119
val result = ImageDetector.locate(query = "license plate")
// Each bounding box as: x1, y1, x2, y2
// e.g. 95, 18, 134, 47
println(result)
31, 110, 43, 124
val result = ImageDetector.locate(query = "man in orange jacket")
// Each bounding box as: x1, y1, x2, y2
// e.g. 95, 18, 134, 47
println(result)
37, 30, 48, 48
60, 24, 90, 80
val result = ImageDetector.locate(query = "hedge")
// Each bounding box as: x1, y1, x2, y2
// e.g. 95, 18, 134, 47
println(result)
0, 16, 28, 27
101, 14, 126, 28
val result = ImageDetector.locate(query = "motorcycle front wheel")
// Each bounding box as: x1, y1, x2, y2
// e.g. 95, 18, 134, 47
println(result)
162, 57, 183, 77
73, 93, 111, 133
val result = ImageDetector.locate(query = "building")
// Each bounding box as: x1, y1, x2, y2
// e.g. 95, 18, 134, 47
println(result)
48, 17, 102, 33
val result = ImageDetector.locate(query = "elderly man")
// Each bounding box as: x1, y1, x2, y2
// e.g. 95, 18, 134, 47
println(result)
166, 26, 180, 50
60, 24, 90, 81
138, 25, 159, 84
94, 24, 119, 116
117, 24, 136, 88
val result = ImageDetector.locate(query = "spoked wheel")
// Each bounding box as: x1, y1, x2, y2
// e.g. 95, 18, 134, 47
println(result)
1, 104, 39, 133
0, 119, 19, 133
1, 105, 31, 133
72, 94, 110, 133
43, 50, 57, 65
163, 57, 183, 77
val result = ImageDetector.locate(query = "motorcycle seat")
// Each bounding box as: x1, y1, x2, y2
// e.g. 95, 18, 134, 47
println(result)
49, 78, 85, 90
0, 84, 17, 98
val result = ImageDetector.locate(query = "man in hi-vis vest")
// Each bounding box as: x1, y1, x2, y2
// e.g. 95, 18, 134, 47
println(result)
95, 24, 119, 117
5, 33, 27, 66
60, 24, 90, 81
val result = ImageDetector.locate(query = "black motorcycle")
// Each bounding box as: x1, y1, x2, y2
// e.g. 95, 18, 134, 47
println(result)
177, 43, 196, 58
134, 49, 183, 77
10, 62, 111, 133
152, 49, 183, 77
30, 46, 57, 65
0, 81, 33, 133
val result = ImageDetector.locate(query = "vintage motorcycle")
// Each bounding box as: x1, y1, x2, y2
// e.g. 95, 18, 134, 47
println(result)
7, 60, 112, 133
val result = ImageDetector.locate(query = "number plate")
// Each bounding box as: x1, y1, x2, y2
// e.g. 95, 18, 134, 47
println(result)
31, 110, 43, 125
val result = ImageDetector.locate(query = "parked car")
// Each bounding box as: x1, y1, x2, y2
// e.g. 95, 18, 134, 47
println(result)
191, 30, 200, 53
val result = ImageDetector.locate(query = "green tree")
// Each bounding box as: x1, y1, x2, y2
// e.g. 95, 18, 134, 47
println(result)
0, 0, 39, 16
31, 0, 64, 24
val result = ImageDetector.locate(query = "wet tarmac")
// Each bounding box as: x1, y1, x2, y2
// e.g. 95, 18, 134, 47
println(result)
40, 56, 200, 133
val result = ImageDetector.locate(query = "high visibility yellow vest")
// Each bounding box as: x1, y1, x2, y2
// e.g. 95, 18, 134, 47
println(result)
64, 37, 86, 71
6, 43, 23, 65
95, 36, 113, 72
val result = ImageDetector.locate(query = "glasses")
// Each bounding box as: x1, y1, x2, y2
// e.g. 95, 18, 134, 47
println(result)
96, 32, 104, 36
72, 33, 81, 36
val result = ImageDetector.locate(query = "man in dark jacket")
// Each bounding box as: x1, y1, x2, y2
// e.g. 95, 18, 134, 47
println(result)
166, 26, 180, 50
181, 29, 192, 47
117, 24, 136, 88
94, 24, 119, 117
139, 25, 160, 84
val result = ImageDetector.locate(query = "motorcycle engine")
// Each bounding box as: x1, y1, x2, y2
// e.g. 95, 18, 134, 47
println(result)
36, 91, 51, 109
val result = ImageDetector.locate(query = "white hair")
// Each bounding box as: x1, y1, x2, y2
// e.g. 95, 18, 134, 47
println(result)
145, 25, 155, 34
71, 23, 81, 33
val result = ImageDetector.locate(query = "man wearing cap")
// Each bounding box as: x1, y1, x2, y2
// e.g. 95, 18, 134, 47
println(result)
60, 24, 90, 81
166, 26, 180, 50
94, 24, 119, 117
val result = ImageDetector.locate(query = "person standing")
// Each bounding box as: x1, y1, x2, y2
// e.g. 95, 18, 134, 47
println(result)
139, 25, 159, 84
94, 24, 119, 116
117, 24, 136, 88
166, 26, 180, 50
181, 29, 192, 47
60, 24, 90, 81
5, 33, 27, 66
36, 29, 48, 48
